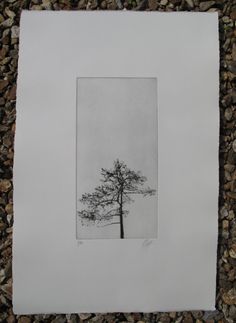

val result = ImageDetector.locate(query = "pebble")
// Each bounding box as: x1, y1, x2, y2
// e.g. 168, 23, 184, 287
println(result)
228, 149, 236, 164
5, 7, 15, 19
0, 14, 4, 24
148, 0, 159, 10
223, 289, 236, 305
233, 139, 236, 153
229, 244, 236, 258
232, 43, 236, 61
79, 314, 92, 320
42, 0, 52, 9
225, 107, 233, 121
5, 203, 13, 214
1, 280, 12, 300
7, 315, 15, 323
229, 305, 236, 319
18, 317, 31, 323
222, 219, 229, 230
7, 85, 16, 100
230, 10, 236, 20
169, 312, 176, 318
1, 18, 14, 28
11, 26, 19, 39
228, 61, 236, 74
51, 317, 66, 323
224, 164, 235, 173
0, 179, 11, 193
160, 0, 168, 6
220, 206, 228, 219
185, 0, 194, 8
228, 210, 235, 220
100, 0, 107, 8
182, 317, 193, 323
227, 192, 236, 199
199, 1, 215, 11
225, 170, 231, 181
0, 80, 9, 91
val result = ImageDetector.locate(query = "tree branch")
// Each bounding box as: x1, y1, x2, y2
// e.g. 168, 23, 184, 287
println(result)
98, 222, 120, 227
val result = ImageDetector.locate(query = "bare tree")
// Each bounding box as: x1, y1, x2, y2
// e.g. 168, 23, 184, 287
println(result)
78, 159, 156, 239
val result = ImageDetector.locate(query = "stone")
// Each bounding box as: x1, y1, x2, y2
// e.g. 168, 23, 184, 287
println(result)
229, 244, 236, 259
228, 149, 236, 164
0, 124, 8, 132
225, 107, 233, 121
160, 0, 168, 6
232, 139, 236, 153
100, 1, 107, 8
232, 170, 236, 180
228, 61, 236, 74
224, 164, 235, 173
230, 11, 236, 20
222, 15, 231, 24
0, 97, 5, 105
222, 219, 229, 230
222, 288, 236, 305
0, 221, 7, 230
229, 180, 236, 192
115, 0, 123, 8
18, 317, 31, 323
220, 206, 228, 219
5, 204, 13, 214
5, 7, 15, 19
0, 47, 7, 60
0, 80, 9, 91
185, 0, 194, 8
0, 179, 11, 193
51, 317, 66, 323
182, 317, 193, 323
7, 315, 16, 323
232, 43, 236, 61
3, 133, 12, 147
42, 0, 52, 9
106, 0, 117, 9
1, 280, 12, 300
1, 18, 14, 28
229, 305, 236, 319
0, 14, 4, 24
31, 5, 43, 10
7, 85, 16, 100
225, 170, 231, 181
227, 192, 236, 199
148, 0, 159, 10
228, 210, 235, 220
11, 26, 19, 38
79, 314, 91, 320
199, 1, 215, 11
223, 92, 236, 105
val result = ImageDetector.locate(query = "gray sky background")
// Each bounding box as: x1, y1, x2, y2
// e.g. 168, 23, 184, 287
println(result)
76, 78, 158, 239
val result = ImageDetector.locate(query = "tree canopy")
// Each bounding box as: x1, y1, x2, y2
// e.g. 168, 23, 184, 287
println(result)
78, 159, 156, 238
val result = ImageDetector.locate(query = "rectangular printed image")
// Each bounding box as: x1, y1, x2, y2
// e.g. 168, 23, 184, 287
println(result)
76, 78, 158, 239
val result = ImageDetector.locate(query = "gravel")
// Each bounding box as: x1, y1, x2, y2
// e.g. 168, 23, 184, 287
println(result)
0, 0, 235, 322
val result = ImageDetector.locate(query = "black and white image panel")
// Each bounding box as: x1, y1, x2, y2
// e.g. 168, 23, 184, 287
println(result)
76, 78, 158, 239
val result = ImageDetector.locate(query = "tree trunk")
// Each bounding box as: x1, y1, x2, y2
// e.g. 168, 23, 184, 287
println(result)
119, 189, 124, 239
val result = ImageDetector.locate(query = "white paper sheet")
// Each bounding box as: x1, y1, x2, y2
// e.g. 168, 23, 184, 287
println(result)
13, 11, 219, 314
